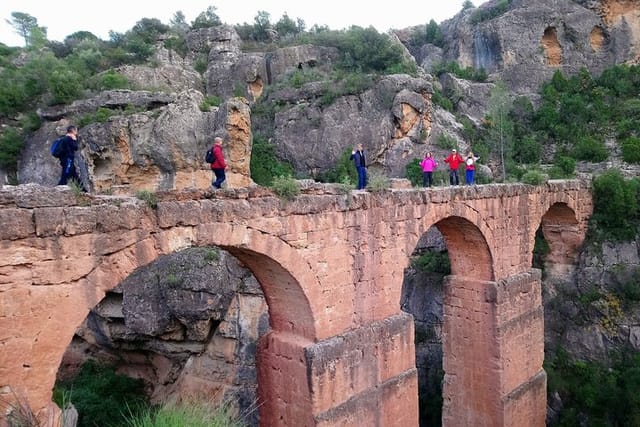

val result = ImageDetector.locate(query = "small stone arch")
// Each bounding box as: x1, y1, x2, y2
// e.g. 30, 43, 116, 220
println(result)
406, 213, 496, 425
434, 216, 494, 281
196, 222, 319, 340
534, 202, 582, 279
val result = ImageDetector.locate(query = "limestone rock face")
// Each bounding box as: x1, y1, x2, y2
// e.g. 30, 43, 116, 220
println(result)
439, 73, 495, 123
204, 30, 340, 103
20, 92, 253, 193
58, 248, 268, 426
266, 74, 433, 178
440, 0, 640, 93
213, 97, 253, 188
544, 236, 640, 361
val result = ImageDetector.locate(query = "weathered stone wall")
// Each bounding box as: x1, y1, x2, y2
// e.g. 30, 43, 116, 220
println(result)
0, 180, 592, 426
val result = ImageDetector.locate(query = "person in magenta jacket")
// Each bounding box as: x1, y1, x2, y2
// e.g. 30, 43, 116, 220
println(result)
210, 136, 227, 189
443, 148, 464, 185
419, 151, 438, 187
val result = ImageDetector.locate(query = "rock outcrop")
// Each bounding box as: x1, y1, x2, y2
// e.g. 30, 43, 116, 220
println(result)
58, 248, 268, 426
435, 0, 640, 93
21, 91, 253, 193
265, 74, 434, 178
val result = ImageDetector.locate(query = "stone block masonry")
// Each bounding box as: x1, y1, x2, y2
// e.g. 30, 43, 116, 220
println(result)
0, 180, 592, 426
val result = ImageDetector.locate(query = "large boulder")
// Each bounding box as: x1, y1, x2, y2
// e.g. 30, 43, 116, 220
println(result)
267, 74, 434, 178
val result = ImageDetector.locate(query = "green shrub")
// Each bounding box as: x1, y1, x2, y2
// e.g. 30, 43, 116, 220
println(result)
136, 190, 158, 209
432, 61, 487, 82
545, 348, 640, 426
55, 360, 148, 427
573, 136, 608, 162
271, 175, 300, 201
405, 158, 423, 187
411, 250, 451, 274
48, 68, 84, 105
124, 401, 245, 427
435, 134, 458, 150
591, 169, 640, 241
621, 137, 640, 164
287, 69, 323, 88
513, 136, 542, 164
470, 0, 512, 23
199, 95, 221, 112
532, 228, 550, 271
431, 88, 453, 111
367, 172, 390, 192
551, 155, 576, 178
194, 55, 208, 74
98, 71, 130, 90
321, 148, 358, 184
79, 107, 117, 127
250, 135, 295, 186
433, 169, 451, 186
520, 169, 546, 185
0, 127, 24, 170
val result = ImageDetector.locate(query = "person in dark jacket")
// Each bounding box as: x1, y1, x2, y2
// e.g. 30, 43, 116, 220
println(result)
350, 143, 367, 190
57, 125, 82, 187
210, 136, 227, 189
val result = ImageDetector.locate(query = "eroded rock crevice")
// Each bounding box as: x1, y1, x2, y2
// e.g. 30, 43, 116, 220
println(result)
542, 27, 562, 66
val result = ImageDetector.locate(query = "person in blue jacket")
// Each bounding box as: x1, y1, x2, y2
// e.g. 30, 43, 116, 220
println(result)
350, 143, 368, 190
57, 125, 82, 187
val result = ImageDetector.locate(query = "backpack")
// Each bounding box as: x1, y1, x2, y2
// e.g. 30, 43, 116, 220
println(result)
205, 147, 216, 164
50, 136, 65, 158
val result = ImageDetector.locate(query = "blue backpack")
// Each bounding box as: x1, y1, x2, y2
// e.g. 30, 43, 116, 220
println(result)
50, 136, 65, 158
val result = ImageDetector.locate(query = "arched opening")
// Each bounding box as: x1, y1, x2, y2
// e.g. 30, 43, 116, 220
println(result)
537, 202, 581, 280
55, 247, 267, 426
542, 27, 562, 66
55, 240, 316, 427
402, 216, 494, 426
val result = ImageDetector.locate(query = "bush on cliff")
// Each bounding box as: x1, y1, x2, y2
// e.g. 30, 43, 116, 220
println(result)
250, 135, 295, 186
591, 169, 640, 241
546, 348, 640, 426
54, 360, 148, 427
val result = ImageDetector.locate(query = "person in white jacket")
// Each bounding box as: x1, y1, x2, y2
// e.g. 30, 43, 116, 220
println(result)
465, 152, 480, 185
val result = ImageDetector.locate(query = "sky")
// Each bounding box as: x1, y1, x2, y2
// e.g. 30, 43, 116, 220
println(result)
0, 1, 471, 47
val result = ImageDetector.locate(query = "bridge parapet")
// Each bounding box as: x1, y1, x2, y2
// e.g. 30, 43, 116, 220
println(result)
0, 180, 592, 426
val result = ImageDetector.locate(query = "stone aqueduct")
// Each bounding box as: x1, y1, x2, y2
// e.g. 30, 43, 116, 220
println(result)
0, 180, 592, 426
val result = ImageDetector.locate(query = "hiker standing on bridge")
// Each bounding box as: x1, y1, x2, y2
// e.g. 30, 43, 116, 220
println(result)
465, 151, 480, 185
56, 125, 84, 189
350, 143, 368, 190
420, 151, 438, 187
210, 136, 227, 189
444, 148, 464, 185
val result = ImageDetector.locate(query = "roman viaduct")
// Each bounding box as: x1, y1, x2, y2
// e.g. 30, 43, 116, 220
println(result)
0, 179, 592, 426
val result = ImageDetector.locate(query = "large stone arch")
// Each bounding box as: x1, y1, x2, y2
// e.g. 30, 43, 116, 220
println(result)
407, 211, 498, 425
13, 223, 320, 422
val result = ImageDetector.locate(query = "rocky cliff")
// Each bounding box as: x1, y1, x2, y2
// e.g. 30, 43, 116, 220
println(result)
432, 0, 640, 93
